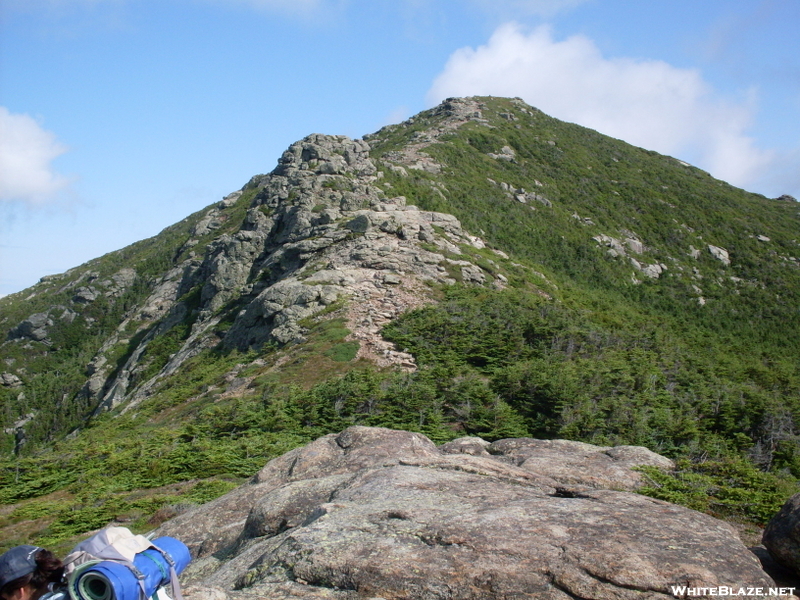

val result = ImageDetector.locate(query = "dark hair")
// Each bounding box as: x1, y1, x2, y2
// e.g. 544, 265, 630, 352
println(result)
0, 550, 63, 598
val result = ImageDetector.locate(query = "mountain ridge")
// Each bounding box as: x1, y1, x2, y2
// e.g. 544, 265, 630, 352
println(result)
1, 96, 799, 551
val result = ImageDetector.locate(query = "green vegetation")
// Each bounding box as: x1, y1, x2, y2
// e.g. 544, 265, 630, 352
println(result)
0, 345, 527, 550
371, 98, 800, 357
324, 342, 360, 362
638, 458, 797, 525
382, 286, 800, 463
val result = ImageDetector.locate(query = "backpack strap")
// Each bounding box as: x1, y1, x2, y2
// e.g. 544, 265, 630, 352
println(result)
127, 562, 149, 600
147, 543, 185, 600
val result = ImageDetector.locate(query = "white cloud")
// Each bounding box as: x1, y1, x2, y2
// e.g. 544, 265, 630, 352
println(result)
0, 107, 72, 205
427, 23, 775, 189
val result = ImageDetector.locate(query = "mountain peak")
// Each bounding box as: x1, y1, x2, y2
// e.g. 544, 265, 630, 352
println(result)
64, 122, 512, 414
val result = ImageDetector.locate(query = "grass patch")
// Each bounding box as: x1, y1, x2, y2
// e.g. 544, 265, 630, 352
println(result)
325, 342, 360, 362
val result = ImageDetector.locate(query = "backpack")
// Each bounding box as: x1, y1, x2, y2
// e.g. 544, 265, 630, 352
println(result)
63, 526, 190, 600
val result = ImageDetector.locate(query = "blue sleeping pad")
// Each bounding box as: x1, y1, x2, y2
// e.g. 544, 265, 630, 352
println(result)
69, 537, 191, 600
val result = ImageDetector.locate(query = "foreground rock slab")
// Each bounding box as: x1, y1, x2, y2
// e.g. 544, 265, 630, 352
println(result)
160, 427, 772, 599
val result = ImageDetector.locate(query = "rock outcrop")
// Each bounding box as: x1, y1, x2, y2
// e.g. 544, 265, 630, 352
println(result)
0, 372, 22, 387
157, 427, 773, 600
478, 437, 674, 491
763, 492, 800, 576
212, 133, 493, 353
708, 244, 731, 266
7, 312, 53, 343
592, 233, 668, 281
80, 130, 506, 412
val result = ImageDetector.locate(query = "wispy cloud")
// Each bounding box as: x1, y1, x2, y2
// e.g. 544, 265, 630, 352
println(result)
5, 0, 334, 18
200, 0, 338, 18
468, 0, 590, 17
0, 107, 72, 205
754, 146, 800, 200
382, 106, 411, 127
215, 0, 320, 11
427, 23, 777, 191
701, 0, 787, 64
400, 0, 589, 22
2, 0, 123, 11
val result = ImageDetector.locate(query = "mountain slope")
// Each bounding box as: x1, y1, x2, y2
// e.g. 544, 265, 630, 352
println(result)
1, 96, 799, 549
369, 97, 800, 346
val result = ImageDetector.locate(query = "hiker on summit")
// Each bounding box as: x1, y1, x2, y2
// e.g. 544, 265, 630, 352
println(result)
0, 546, 67, 600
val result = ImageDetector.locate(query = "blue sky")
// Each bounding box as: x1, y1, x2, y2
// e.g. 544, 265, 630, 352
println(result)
1, 0, 798, 296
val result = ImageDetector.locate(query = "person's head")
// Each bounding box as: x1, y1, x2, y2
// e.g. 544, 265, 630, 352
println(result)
0, 546, 64, 600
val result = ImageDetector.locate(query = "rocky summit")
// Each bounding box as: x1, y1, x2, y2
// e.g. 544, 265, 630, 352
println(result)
160, 426, 770, 600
